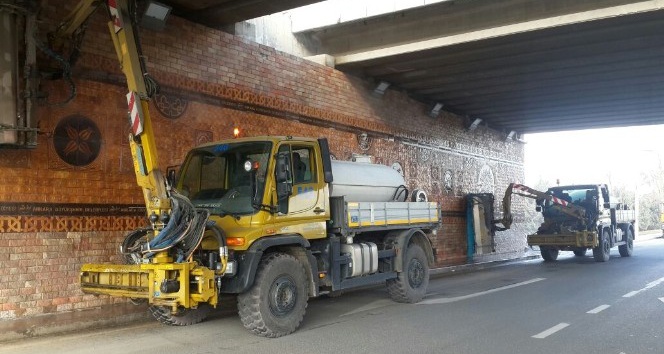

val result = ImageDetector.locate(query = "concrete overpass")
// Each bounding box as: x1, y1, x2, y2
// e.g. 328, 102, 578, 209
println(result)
210, 0, 664, 135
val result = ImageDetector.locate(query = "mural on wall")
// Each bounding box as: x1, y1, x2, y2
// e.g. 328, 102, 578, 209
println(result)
444, 169, 454, 193
477, 164, 495, 194
0, 149, 29, 168
154, 93, 188, 119
357, 132, 371, 151
50, 115, 103, 170
194, 130, 213, 145
418, 147, 432, 162
391, 161, 404, 177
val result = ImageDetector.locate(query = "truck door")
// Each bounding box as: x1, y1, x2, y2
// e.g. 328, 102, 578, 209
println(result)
273, 142, 327, 239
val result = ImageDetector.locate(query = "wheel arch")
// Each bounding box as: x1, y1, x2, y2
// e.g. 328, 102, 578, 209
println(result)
617, 222, 635, 239
385, 228, 435, 272
221, 234, 318, 295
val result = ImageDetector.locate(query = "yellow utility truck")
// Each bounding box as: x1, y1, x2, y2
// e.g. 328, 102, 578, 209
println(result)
52, 0, 439, 338
82, 136, 440, 337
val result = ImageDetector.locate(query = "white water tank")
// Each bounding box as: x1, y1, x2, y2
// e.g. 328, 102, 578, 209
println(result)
330, 160, 406, 202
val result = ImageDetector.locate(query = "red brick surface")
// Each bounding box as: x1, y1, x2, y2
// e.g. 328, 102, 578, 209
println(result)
0, 1, 525, 319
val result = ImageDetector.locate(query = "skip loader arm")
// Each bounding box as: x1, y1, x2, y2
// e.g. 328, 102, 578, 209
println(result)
51, 1, 223, 311
52, 0, 169, 228
494, 183, 587, 231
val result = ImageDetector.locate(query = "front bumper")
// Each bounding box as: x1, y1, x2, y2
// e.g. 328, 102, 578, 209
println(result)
527, 231, 598, 248
80, 261, 218, 310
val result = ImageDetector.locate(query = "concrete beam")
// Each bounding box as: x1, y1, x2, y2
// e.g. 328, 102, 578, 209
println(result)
291, 0, 447, 33
304, 54, 336, 67
334, 0, 664, 65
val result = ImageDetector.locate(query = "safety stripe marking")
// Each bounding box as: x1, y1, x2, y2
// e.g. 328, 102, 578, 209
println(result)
586, 304, 610, 314
419, 278, 545, 305
532, 323, 570, 339
622, 276, 664, 298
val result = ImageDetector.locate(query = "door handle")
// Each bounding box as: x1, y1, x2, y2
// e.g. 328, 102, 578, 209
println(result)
313, 207, 325, 214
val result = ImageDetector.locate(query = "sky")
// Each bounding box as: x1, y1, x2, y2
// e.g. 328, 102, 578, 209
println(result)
524, 124, 664, 189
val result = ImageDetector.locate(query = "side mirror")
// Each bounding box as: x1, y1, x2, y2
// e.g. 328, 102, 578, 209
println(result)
535, 206, 542, 212
275, 153, 292, 200
244, 160, 259, 206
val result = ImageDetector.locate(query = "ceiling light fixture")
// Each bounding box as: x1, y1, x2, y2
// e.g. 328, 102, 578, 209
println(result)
141, 1, 172, 31
429, 103, 444, 118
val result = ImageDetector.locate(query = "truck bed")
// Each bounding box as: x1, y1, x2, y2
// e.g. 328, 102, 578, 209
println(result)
329, 197, 440, 232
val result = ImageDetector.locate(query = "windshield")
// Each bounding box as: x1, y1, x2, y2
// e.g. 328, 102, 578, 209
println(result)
177, 141, 272, 216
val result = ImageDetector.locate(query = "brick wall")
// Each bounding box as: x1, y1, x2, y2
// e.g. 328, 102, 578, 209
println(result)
0, 1, 526, 319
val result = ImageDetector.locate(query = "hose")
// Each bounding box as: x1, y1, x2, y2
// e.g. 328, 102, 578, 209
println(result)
392, 185, 409, 202
204, 222, 228, 275
138, 191, 208, 262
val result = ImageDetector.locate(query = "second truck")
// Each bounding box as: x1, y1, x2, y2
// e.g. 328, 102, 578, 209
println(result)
495, 183, 635, 262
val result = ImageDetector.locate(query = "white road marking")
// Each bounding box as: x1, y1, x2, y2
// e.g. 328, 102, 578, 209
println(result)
622, 276, 664, 298
587, 304, 610, 314
659, 297, 664, 304
532, 323, 570, 339
419, 278, 545, 305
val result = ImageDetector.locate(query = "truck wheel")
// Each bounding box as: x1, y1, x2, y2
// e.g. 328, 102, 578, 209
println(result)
573, 248, 587, 257
387, 244, 429, 303
618, 229, 633, 257
593, 230, 611, 262
237, 252, 308, 338
540, 247, 559, 261
149, 305, 211, 326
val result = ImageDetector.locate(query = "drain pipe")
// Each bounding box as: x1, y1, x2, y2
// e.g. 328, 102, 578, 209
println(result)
0, 8, 19, 145
0, 3, 38, 148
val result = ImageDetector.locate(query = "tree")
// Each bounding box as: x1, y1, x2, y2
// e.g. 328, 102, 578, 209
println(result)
638, 193, 660, 231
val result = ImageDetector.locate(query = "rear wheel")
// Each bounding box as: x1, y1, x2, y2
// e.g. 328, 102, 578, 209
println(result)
237, 253, 308, 338
149, 304, 211, 326
540, 247, 559, 262
618, 229, 633, 257
387, 244, 429, 303
593, 229, 611, 262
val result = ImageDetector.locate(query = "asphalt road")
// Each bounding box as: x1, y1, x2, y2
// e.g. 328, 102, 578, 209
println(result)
3, 236, 664, 354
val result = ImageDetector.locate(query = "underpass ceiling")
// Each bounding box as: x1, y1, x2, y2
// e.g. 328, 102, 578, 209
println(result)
160, 0, 664, 134
334, 9, 664, 134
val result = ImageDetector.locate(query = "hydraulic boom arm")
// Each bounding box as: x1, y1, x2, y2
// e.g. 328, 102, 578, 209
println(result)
52, 0, 169, 224
49, 1, 213, 260
494, 183, 587, 231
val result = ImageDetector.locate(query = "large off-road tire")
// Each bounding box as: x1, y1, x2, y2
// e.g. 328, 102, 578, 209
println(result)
540, 247, 559, 262
618, 229, 634, 257
593, 229, 611, 262
387, 244, 429, 303
237, 252, 308, 338
149, 304, 211, 326
573, 248, 587, 257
